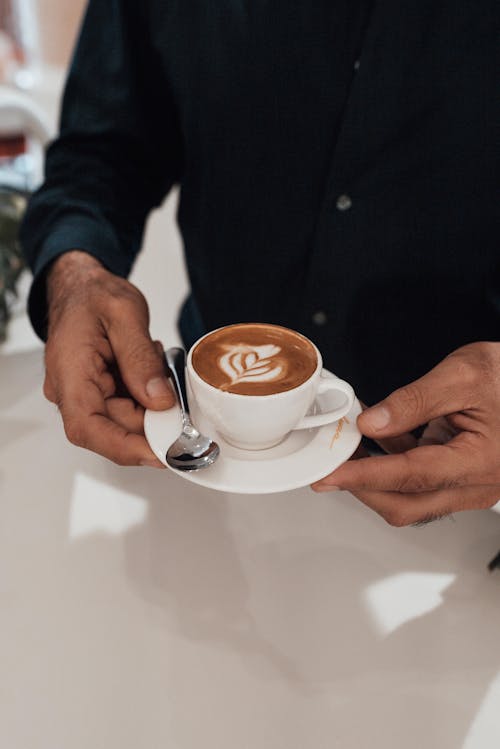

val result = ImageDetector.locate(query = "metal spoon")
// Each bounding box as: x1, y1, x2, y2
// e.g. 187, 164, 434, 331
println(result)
164, 347, 220, 471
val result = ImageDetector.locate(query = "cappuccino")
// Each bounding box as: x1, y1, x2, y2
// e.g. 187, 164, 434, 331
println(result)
191, 323, 317, 395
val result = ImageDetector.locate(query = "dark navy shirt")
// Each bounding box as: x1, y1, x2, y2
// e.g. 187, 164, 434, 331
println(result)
21, 0, 498, 405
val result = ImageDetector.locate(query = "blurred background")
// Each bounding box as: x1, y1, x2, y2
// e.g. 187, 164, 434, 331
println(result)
36, 0, 85, 66
0, 0, 186, 347
0, 0, 86, 340
1, 0, 85, 72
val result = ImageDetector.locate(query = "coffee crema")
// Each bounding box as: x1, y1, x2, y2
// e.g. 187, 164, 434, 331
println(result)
191, 323, 318, 395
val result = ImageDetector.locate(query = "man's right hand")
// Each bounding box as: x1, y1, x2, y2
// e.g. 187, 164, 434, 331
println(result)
43, 250, 175, 466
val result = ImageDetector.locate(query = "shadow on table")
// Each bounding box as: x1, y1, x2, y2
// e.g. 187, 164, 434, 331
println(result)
95, 464, 500, 749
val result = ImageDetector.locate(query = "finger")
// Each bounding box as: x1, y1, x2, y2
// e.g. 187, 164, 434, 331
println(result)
312, 433, 487, 494
58, 376, 164, 467
342, 484, 500, 527
358, 400, 417, 454
47, 330, 118, 399
80, 411, 164, 467
45, 354, 117, 404
374, 432, 418, 454
105, 397, 145, 434
418, 416, 459, 446
354, 437, 420, 460
357, 350, 481, 439
107, 313, 174, 411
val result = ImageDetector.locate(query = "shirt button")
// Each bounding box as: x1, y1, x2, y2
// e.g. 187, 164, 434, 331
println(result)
336, 194, 352, 211
312, 310, 328, 326
354, 59, 361, 71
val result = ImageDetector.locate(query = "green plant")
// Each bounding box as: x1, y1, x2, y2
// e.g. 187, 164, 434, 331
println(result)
0, 189, 26, 342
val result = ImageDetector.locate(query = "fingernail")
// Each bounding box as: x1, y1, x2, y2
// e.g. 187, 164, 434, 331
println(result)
140, 459, 166, 469
146, 376, 171, 399
312, 484, 340, 493
362, 405, 390, 431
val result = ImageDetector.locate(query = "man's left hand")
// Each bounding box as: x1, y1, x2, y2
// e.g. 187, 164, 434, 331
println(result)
312, 342, 500, 526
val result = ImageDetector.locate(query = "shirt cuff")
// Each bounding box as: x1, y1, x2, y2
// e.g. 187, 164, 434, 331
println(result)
27, 216, 134, 341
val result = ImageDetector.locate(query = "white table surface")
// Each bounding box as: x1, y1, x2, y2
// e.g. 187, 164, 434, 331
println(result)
1, 68, 500, 749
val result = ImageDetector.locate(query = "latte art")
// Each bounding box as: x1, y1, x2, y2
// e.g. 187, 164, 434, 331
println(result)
191, 323, 318, 395
219, 344, 283, 388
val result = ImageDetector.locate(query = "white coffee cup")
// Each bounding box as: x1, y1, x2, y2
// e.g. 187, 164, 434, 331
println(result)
186, 328, 355, 450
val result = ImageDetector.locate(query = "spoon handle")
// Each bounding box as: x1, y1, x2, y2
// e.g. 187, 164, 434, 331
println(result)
165, 347, 191, 418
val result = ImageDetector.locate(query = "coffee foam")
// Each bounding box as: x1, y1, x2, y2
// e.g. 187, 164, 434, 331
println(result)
192, 324, 318, 395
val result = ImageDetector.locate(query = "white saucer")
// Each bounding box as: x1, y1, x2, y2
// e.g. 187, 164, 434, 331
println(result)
144, 369, 362, 494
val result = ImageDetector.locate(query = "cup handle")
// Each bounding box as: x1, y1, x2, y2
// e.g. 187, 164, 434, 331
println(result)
292, 373, 355, 430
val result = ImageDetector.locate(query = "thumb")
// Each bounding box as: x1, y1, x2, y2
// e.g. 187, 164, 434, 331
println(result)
111, 326, 175, 410
358, 400, 417, 453
357, 354, 473, 438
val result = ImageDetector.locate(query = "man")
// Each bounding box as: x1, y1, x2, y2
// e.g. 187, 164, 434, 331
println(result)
21, 0, 499, 526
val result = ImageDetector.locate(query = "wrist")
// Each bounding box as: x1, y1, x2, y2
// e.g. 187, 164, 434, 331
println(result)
46, 251, 108, 329
47, 248, 104, 285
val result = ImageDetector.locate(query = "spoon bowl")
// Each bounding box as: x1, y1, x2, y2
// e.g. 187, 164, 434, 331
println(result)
166, 423, 220, 470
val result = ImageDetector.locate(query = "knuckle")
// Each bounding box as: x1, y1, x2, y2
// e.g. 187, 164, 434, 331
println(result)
43, 377, 56, 403
391, 384, 426, 419
474, 344, 500, 396
86, 346, 107, 375
105, 283, 147, 322
124, 337, 158, 369
395, 474, 427, 494
470, 341, 499, 369
392, 453, 428, 494
106, 291, 131, 318
110, 453, 130, 467
106, 443, 138, 466
393, 449, 463, 494
64, 419, 87, 448
452, 356, 480, 389
382, 509, 409, 528
450, 342, 500, 390
440, 474, 462, 491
